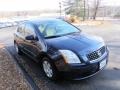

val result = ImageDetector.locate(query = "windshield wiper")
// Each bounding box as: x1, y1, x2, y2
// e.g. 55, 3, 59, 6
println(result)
45, 35, 62, 39
45, 32, 79, 39
62, 32, 79, 36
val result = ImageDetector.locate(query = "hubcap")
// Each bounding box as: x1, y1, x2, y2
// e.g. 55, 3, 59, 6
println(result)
43, 60, 53, 78
15, 44, 18, 53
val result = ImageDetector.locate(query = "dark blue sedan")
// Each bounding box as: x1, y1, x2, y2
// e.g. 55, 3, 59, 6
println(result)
14, 18, 109, 80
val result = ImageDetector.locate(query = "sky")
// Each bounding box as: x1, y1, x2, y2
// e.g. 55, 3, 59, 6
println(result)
102, 0, 120, 6
0, 0, 120, 11
0, 0, 60, 11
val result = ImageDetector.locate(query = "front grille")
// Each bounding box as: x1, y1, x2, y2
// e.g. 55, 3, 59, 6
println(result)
87, 46, 106, 61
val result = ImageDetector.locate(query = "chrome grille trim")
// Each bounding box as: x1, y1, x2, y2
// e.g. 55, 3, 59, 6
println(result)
87, 46, 106, 61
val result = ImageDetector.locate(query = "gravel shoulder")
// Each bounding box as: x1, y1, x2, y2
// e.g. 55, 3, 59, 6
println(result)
0, 45, 31, 90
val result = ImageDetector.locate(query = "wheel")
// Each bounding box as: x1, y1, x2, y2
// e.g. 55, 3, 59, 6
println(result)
42, 57, 58, 80
14, 43, 23, 55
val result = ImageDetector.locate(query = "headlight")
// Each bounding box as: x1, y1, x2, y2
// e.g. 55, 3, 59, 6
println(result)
59, 50, 81, 64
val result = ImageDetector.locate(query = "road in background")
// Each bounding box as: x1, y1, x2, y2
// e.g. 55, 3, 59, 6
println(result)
0, 22, 120, 90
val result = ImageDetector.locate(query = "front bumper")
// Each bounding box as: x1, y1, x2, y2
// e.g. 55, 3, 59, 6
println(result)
57, 52, 109, 80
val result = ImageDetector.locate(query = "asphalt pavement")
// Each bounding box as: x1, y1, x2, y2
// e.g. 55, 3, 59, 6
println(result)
0, 22, 120, 90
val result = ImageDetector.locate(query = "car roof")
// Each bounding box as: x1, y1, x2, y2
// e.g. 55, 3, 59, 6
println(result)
24, 18, 64, 25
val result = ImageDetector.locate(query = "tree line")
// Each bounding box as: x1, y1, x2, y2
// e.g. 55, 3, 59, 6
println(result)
63, 0, 101, 20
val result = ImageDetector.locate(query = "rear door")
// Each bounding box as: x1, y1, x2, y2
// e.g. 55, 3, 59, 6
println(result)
14, 23, 25, 49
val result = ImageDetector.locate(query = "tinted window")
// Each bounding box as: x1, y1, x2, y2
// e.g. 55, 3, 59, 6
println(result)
24, 24, 36, 37
17, 24, 25, 36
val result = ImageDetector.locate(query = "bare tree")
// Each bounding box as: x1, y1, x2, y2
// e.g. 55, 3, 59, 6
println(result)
93, 0, 101, 20
63, 0, 83, 17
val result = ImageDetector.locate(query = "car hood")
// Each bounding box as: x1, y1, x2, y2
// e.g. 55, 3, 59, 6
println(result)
45, 33, 105, 55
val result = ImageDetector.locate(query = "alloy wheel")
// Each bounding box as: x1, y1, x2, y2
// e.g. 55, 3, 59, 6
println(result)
43, 60, 53, 78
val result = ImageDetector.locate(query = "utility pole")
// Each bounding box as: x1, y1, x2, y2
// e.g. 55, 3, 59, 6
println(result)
87, 0, 89, 19
83, 0, 86, 21
59, 2, 62, 18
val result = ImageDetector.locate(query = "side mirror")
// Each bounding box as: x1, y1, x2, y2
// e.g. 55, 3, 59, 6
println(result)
25, 35, 38, 41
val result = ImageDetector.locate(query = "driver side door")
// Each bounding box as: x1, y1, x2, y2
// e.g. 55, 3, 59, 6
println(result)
24, 23, 40, 58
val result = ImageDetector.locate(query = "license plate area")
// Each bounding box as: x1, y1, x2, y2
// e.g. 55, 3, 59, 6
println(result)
99, 59, 106, 69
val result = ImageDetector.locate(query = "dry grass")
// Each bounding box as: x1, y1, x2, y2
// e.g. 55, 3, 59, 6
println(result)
72, 20, 105, 26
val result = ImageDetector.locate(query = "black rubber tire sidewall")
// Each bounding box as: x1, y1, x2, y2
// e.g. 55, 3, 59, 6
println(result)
42, 57, 58, 80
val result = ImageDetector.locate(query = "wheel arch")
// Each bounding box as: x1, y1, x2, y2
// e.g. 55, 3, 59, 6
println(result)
36, 51, 52, 62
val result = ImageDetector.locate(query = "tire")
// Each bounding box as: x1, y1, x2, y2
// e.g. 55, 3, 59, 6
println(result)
14, 43, 23, 55
42, 57, 58, 80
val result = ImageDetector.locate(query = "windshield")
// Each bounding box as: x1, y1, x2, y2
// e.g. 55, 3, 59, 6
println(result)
37, 20, 80, 38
